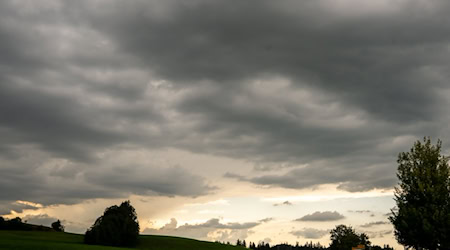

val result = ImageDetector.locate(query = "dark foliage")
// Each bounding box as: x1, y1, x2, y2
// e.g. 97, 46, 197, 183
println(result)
0, 216, 53, 231
0, 217, 30, 231
84, 200, 140, 247
329, 225, 370, 250
371, 245, 394, 250
51, 220, 64, 232
389, 138, 450, 250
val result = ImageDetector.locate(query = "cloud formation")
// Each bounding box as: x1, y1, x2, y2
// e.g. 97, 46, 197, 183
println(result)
295, 211, 345, 222
360, 221, 390, 228
273, 201, 293, 207
1, 0, 450, 208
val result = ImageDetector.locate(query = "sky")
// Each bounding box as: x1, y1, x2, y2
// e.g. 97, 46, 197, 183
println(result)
1, 0, 450, 248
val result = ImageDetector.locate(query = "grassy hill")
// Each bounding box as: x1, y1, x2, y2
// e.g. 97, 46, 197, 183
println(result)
0, 230, 246, 250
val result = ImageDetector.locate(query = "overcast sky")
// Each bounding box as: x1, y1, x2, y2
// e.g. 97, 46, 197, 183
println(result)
1, 0, 450, 248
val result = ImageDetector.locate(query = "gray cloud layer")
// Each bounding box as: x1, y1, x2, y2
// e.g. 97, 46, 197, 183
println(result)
360, 221, 390, 228
1, 0, 450, 207
295, 211, 345, 222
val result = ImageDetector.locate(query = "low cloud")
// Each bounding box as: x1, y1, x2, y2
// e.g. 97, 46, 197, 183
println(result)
143, 218, 261, 242
295, 211, 345, 222
366, 230, 393, 238
273, 201, 293, 207
258, 218, 274, 223
348, 210, 372, 214
360, 221, 389, 228
290, 228, 329, 239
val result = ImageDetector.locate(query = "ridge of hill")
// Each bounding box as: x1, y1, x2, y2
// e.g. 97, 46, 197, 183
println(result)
0, 230, 246, 250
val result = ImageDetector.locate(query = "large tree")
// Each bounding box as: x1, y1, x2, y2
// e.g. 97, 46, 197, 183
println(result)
389, 138, 450, 250
329, 225, 370, 250
84, 200, 140, 247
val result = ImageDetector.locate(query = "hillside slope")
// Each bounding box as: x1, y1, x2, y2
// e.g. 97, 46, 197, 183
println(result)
0, 230, 246, 250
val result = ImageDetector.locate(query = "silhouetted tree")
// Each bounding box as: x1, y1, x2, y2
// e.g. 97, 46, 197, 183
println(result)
329, 225, 370, 250
389, 138, 450, 250
51, 220, 64, 232
84, 200, 139, 247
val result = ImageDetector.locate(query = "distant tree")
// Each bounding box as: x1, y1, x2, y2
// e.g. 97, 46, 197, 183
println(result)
243, 239, 247, 248
51, 220, 64, 232
84, 200, 139, 247
329, 225, 370, 250
237, 239, 242, 246
371, 245, 394, 250
389, 138, 450, 250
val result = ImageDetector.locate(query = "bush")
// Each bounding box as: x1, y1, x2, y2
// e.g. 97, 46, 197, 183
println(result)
84, 200, 139, 247
51, 220, 64, 232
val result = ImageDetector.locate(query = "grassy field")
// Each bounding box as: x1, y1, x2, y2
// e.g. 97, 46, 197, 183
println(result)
0, 230, 246, 250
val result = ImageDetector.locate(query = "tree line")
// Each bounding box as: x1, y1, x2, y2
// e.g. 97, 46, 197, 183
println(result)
0, 216, 64, 232
229, 224, 393, 250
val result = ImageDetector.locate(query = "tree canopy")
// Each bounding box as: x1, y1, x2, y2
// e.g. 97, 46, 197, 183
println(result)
389, 137, 450, 250
329, 225, 370, 250
84, 200, 140, 247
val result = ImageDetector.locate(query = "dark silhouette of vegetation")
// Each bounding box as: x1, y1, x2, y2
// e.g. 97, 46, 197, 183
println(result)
0, 216, 53, 231
51, 220, 64, 232
84, 200, 140, 247
329, 225, 370, 250
234, 230, 393, 250
389, 137, 450, 250
0, 217, 30, 231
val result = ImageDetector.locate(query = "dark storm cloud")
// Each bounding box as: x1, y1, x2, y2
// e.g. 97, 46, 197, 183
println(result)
295, 211, 345, 222
0, 82, 123, 162
225, 159, 396, 191
0, 148, 214, 211
1, 0, 450, 206
84, 0, 450, 121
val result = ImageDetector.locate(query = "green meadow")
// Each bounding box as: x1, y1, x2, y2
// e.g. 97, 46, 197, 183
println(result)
0, 230, 246, 250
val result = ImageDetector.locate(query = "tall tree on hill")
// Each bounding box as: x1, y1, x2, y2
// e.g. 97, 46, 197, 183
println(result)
389, 137, 450, 249
84, 200, 139, 247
